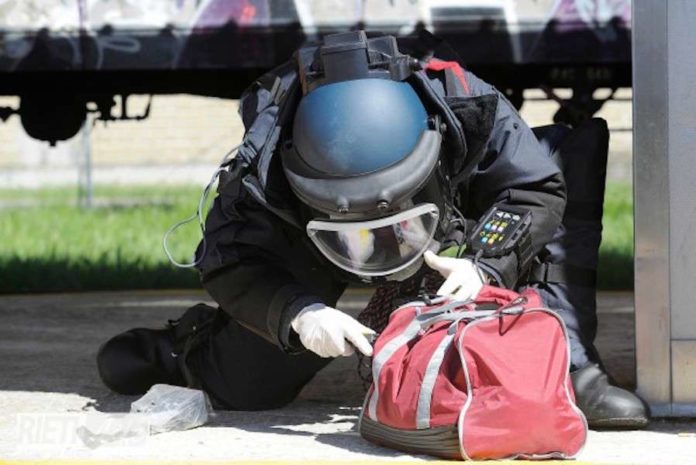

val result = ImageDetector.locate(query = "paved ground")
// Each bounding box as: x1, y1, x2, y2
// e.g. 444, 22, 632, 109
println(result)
1, 289, 696, 464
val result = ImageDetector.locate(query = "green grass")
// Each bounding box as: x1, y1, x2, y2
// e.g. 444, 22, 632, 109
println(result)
0, 183, 634, 293
0, 186, 205, 292
598, 182, 634, 290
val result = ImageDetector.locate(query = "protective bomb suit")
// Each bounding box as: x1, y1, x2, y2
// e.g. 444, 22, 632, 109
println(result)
97, 32, 647, 428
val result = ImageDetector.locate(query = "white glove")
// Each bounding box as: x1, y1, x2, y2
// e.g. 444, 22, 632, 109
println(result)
291, 304, 376, 358
424, 250, 485, 300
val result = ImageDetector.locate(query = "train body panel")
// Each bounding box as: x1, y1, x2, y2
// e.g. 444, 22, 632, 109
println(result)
0, 0, 631, 72
0, 1, 632, 143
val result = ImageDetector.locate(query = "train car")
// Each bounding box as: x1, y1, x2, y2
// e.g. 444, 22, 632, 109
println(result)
0, 0, 631, 144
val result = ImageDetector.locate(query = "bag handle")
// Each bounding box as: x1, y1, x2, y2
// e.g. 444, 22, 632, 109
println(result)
418, 305, 526, 334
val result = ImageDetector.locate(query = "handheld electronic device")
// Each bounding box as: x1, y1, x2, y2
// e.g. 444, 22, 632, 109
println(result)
467, 205, 533, 258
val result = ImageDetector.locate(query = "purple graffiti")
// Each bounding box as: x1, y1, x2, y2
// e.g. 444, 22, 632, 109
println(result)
191, 0, 271, 29
552, 0, 631, 30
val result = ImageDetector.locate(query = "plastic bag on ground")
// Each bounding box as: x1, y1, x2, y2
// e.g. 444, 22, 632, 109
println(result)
130, 384, 213, 434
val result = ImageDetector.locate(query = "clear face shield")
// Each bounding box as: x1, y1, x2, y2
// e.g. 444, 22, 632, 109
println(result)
306, 203, 440, 279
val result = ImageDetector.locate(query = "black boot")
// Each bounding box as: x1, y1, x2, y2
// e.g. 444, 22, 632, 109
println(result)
97, 303, 218, 395
571, 363, 649, 429
97, 327, 184, 395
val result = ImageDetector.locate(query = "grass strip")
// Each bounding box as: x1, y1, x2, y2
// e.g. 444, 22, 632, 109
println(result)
0, 183, 634, 292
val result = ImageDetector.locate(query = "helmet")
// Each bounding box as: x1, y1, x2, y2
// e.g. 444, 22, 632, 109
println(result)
282, 32, 453, 283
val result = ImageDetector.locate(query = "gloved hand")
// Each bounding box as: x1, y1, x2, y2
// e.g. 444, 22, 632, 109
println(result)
291, 304, 376, 358
424, 250, 485, 300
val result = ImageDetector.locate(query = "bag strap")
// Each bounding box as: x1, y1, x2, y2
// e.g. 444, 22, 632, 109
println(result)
418, 306, 525, 334
415, 303, 525, 429
367, 317, 423, 421
368, 299, 474, 423
370, 298, 526, 429
416, 331, 457, 429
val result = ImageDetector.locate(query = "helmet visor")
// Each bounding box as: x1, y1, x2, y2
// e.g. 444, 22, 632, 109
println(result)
307, 204, 439, 277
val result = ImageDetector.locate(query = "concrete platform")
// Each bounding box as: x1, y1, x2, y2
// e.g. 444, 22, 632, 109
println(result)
1, 290, 695, 464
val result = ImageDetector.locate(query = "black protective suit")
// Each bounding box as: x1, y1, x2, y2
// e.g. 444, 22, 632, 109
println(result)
171, 63, 608, 410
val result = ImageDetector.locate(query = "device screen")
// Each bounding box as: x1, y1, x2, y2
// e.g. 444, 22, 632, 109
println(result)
475, 209, 524, 254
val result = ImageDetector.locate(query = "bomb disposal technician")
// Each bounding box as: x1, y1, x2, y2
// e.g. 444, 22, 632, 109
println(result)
97, 32, 648, 428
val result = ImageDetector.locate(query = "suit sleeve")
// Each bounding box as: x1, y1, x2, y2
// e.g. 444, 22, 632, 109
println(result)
465, 92, 566, 288
195, 164, 345, 352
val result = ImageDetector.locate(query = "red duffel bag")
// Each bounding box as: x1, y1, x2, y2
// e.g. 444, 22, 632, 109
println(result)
359, 285, 587, 460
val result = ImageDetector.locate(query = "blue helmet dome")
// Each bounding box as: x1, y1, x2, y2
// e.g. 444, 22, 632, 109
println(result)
292, 79, 429, 176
